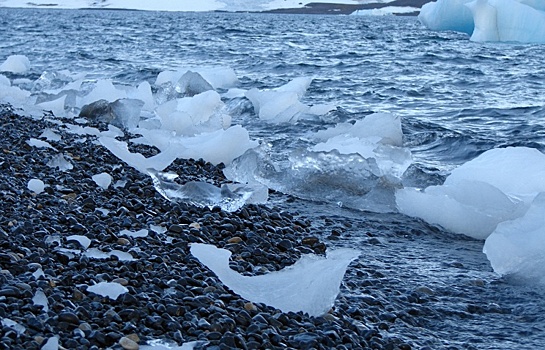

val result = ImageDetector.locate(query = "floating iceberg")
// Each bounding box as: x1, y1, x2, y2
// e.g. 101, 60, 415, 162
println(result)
484, 192, 545, 284
245, 77, 334, 123
396, 147, 545, 239
87, 281, 129, 300
191, 243, 360, 317
419, 0, 545, 43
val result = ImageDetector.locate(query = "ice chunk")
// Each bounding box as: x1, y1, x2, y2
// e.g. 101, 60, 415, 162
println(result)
87, 281, 128, 300
191, 243, 359, 317
27, 138, 54, 149
1, 318, 26, 335
78, 79, 127, 107
397, 147, 545, 239
245, 77, 317, 123
32, 289, 49, 312
0, 55, 31, 74
47, 154, 73, 171
36, 95, 66, 116
419, 0, 545, 43
66, 235, 91, 249
79, 98, 144, 130
148, 170, 266, 212
150, 225, 167, 234
140, 340, 206, 350
99, 136, 179, 173
176, 70, 214, 96
40, 128, 62, 141
28, 179, 45, 194
119, 229, 149, 238
484, 192, 545, 284
396, 180, 525, 239
419, 0, 474, 34
41, 337, 59, 350
84, 248, 135, 261
133, 125, 258, 166
0, 74, 10, 86
92, 172, 112, 190
32, 267, 44, 279
156, 66, 238, 90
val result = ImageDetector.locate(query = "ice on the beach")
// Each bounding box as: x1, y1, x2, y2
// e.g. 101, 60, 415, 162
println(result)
27, 137, 54, 149
84, 248, 135, 261
484, 192, 545, 284
0, 55, 31, 73
40, 128, 62, 141
47, 154, 73, 171
190, 243, 360, 317
99, 136, 179, 173
148, 170, 267, 212
245, 77, 331, 123
79, 98, 144, 131
397, 147, 545, 239
87, 281, 128, 300
0, 74, 10, 86
419, 0, 545, 43
28, 178, 46, 194
1, 318, 26, 335
32, 289, 49, 312
77, 79, 127, 107
92, 172, 112, 190
132, 125, 258, 166
41, 337, 59, 350
32, 267, 45, 280
176, 70, 214, 96
119, 228, 149, 238
36, 95, 66, 116
66, 235, 91, 249
140, 340, 206, 350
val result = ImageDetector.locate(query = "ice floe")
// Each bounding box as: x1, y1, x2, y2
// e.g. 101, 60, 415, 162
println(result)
191, 243, 360, 317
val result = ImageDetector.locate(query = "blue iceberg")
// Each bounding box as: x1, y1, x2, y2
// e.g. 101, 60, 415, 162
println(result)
419, 0, 545, 43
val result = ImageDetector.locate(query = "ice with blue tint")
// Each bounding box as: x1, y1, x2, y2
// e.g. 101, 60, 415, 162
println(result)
191, 243, 360, 317
396, 147, 545, 239
86, 282, 129, 300
419, 0, 545, 43
484, 192, 545, 284
0, 55, 31, 73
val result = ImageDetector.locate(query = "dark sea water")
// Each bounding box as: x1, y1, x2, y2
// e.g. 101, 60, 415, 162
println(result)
2, 8, 545, 349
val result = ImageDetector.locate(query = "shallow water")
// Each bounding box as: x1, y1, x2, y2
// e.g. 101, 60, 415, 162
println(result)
2, 8, 545, 349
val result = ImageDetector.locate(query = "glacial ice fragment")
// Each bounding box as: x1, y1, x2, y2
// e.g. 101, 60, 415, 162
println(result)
1, 318, 26, 335
140, 340, 206, 350
419, 0, 545, 43
0, 55, 31, 74
484, 192, 545, 284
149, 170, 266, 212
84, 248, 135, 261
79, 98, 144, 130
41, 337, 59, 350
27, 138, 54, 149
397, 147, 545, 239
87, 282, 129, 300
92, 172, 112, 190
27, 179, 45, 194
40, 128, 62, 141
190, 243, 360, 317
66, 235, 91, 249
32, 289, 49, 312
47, 154, 73, 171
176, 70, 214, 96
119, 229, 149, 238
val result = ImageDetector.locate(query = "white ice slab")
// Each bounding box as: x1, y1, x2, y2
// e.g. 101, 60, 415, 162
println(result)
87, 281, 128, 300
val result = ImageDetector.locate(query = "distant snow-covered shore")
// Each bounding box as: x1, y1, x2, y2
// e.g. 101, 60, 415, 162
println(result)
0, 0, 429, 15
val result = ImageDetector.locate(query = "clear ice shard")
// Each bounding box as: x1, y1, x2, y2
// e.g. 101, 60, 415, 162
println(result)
148, 170, 267, 212
46, 154, 73, 172
92, 172, 112, 190
190, 243, 360, 317
86, 281, 129, 300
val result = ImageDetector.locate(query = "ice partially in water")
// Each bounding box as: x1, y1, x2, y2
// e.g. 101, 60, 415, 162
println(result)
86, 281, 128, 300
0, 55, 30, 74
190, 243, 360, 317
484, 192, 545, 284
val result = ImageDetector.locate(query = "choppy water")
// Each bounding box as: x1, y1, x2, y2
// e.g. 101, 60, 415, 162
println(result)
2, 8, 545, 349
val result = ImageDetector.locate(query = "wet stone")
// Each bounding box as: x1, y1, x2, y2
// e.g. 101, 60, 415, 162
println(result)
58, 311, 80, 325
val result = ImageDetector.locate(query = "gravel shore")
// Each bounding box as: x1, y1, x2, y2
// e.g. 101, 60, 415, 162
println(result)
0, 104, 418, 350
